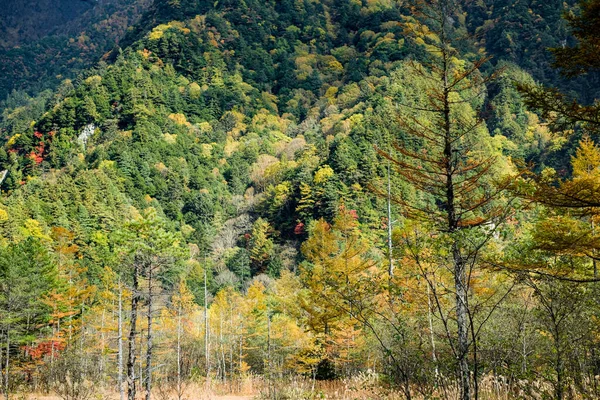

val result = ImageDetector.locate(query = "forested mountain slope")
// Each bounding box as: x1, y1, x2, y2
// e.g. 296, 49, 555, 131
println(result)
0, 0, 151, 101
0, 0, 95, 48
0, 0, 599, 399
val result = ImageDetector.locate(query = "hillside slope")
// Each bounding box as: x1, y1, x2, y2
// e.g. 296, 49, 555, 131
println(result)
0, 0, 151, 101
0, 0, 599, 397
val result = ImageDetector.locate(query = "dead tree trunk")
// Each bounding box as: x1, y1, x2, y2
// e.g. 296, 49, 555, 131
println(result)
176, 302, 182, 400
145, 261, 153, 400
127, 257, 141, 400
119, 281, 125, 400
204, 265, 210, 378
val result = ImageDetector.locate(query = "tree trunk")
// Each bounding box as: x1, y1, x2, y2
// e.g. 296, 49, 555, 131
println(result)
387, 161, 394, 278
454, 243, 471, 400
127, 259, 140, 400
553, 323, 564, 400
80, 302, 86, 369
204, 266, 210, 378
177, 302, 182, 400
442, 36, 471, 398
267, 313, 272, 399
0, 331, 3, 399
139, 328, 144, 389
100, 307, 105, 377
4, 324, 9, 400
238, 321, 243, 392
119, 281, 125, 400
145, 263, 153, 400
427, 283, 439, 379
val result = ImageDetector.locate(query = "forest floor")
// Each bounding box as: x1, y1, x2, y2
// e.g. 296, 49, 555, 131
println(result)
25, 394, 257, 400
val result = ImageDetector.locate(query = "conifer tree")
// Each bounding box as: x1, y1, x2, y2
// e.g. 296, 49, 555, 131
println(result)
0, 239, 56, 400
375, 1, 513, 397
118, 208, 185, 400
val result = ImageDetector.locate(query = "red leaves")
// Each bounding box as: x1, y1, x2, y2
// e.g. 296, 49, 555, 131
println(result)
23, 340, 65, 360
21, 131, 55, 165
28, 135, 46, 165
380, 217, 389, 230
294, 222, 305, 235
28, 143, 44, 165
348, 209, 358, 220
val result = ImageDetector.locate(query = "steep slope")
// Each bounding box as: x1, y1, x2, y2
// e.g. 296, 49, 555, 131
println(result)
0, 0, 429, 285
0, 0, 599, 393
465, 0, 600, 102
0, 0, 95, 48
0, 0, 151, 101
0, 0, 585, 291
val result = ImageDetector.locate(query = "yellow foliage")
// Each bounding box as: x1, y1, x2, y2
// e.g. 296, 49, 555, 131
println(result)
313, 165, 334, 184
84, 75, 102, 87
155, 162, 168, 173
269, 181, 292, 210
200, 143, 213, 158
188, 82, 201, 99
98, 160, 116, 170
327, 60, 344, 73
250, 154, 280, 190
261, 92, 279, 112
224, 136, 240, 157
222, 111, 247, 137
139, 48, 152, 59
6, 134, 21, 147
168, 113, 189, 126
180, 224, 195, 236
149, 22, 190, 41
572, 136, 600, 179
21, 219, 51, 242
325, 86, 338, 103
197, 121, 212, 134
149, 25, 168, 40
163, 133, 178, 144
348, 113, 363, 129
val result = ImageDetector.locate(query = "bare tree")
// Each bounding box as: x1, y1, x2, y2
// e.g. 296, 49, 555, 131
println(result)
118, 279, 125, 400
127, 254, 142, 400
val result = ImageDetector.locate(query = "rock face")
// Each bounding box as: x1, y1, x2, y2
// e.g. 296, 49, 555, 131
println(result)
78, 124, 96, 150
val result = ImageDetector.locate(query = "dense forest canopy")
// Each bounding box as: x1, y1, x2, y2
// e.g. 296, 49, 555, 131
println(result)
0, 0, 152, 101
0, 0, 600, 399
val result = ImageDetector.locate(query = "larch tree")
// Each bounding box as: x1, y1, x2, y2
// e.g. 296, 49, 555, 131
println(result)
299, 207, 396, 387
508, 138, 600, 281
374, 1, 515, 397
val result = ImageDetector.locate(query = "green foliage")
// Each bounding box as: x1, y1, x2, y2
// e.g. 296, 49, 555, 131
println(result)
0, 0, 600, 396
0, 238, 57, 356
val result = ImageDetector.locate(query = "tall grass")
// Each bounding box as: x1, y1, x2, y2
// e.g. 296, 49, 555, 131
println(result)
13, 373, 599, 400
